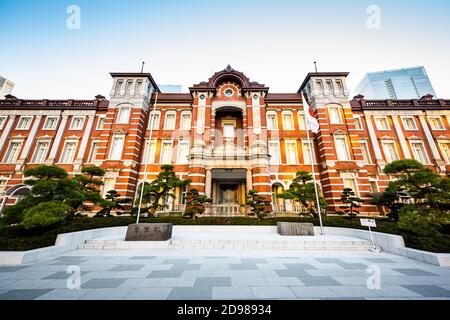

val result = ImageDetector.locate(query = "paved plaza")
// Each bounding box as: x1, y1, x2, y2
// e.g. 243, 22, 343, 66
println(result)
1, 249, 450, 300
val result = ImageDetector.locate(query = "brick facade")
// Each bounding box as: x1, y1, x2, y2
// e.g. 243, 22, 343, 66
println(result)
0, 67, 449, 216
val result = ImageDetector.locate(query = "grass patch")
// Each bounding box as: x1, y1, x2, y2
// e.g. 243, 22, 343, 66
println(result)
0, 215, 449, 253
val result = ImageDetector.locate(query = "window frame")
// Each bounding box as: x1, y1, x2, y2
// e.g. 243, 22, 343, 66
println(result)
374, 116, 391, 131
163, 111, 177, 130
176, 140, 190, 164
43, 116, 59, 130
428, 116, 445, 130
96, 115, 106, 130
148, 110, 161, 130
334, 134, 350, 161
59, 140, 78, 164
410, 140, 430, 164
266, 111, 278, 130
87, 140, 100, 163
180, 111, 192, 130
281, 111, 294, 130
143, 139, 157, 164
401, 116, 418, 131
16, 116, 33, 130
0, 116, 8, 130
160, 140, 173, 164
31, 140, 50, 164
359, 140, 372, 165
69, 116, 85, 130
284, 139, 298, 165
116, 105, 131, 124
298, 112, 307, 131
328, 106, 343, 124
381, 140, 399, 163
301, 140, 316, 165
268, 140, 281, 165
438, 141, 450, 164
109, 134, 125, 160
2, 139, 23, 163
353, 116, 363, 130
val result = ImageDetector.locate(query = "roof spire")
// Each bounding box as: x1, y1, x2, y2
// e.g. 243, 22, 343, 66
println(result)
225, 64, 234, 72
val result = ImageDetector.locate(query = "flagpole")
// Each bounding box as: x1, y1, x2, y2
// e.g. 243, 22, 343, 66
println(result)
136, 90, 158, 224
302, 93, 324, 235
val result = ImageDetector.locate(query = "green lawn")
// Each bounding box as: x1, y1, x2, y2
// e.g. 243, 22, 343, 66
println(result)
1, 216, 449, 253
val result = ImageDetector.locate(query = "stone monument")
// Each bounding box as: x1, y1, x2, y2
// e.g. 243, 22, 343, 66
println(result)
125, 223, 173, 241
277, 222, 315, 236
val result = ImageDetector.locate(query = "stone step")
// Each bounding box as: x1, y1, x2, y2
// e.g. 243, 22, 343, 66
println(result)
79, 239, 373, 251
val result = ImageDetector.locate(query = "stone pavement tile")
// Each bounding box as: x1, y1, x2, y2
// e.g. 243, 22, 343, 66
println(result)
140, 264, 173, 271
44, 271, 89, 280
315, 258, 343, 264
401, 285, 450, 298
283, 263, 315, 270
0, 289, 52, 300
231, 277, 269, 287
182, 270, 215, 278
229, 264, 258, 270
393, 268, 438, 276
129, 256, 156, 260
163, 259, 191, 264
194, 277, 231, 287
364, 258, 396, 264
37, 279, 74, 289
290, 286, 339, 299
14, 271, 61, 280
80, 288, 133, 300
148, 270, 184, 278
158, 278, 196, 287
118, 278, 161, 288
328, 286, 383, 298
375, 286, 422, 298
168, 287, 212, 300
109, 264, 145, 271
252, 286, 296, 299
339, 263, 368, 270
298, 276, 341, 286
35, 289, 93, 300
84, 271, 150, 279
70, 264, 117, 272
213, 287, 254, 299
82, 278, 126, 289
276, 269, 312, 277
265, 277, 304, 286
0, 279, 58, 290
125, 287, 172, 300
334, 277, 368, 286
170, 264, 201, 271
213, 270, 250, 277
240, 258, 267, 264
0, 266, 28, 272
244, 270, 279, 277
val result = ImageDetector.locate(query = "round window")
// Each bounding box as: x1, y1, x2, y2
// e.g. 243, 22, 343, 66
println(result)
199, 94, 206, 100
224, 89, 234, 97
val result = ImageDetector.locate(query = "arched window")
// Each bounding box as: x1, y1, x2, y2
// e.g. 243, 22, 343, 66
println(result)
271, 183, 285, 206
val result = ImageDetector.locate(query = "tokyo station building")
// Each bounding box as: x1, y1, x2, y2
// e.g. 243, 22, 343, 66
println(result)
0, 65, 449, 216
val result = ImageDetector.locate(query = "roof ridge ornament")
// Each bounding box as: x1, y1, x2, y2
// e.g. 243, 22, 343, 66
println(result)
224, 65, 234, 72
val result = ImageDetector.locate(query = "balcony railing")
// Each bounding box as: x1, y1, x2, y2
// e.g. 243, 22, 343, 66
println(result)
204, 204, 248, 217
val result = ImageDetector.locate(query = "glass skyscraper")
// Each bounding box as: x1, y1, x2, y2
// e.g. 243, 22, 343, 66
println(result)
355, 66, 437, 99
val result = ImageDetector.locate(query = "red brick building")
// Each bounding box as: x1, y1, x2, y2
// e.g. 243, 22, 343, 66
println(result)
0, 66, 449, 216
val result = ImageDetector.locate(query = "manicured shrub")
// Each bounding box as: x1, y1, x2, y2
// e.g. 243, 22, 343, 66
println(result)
22, 201, 70, 230
398, 205, 443, 237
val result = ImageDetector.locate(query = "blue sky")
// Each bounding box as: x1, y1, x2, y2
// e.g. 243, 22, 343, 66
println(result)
1, 0, 449, 98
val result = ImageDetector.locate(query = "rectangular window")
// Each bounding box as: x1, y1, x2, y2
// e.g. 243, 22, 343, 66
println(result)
267, 114, 277, 130
70, 116, 85, 130
160, 141, 172, 164
102, 178, 115, 197
148, 112, 160, 130
439, 142, 450, 163
0, 116, 7, 130
343, 177, 357, 193
329, 107, 342, 124
0, 179, 7, 192
360, 141, 371, 164
282, 113, 294, 130
298, 114, 307, 130
335, 136, 350, 161
177, 141, 190, 164
370, 181, 378, 193
268, 141, 280, 165
135, 80, 143, 94
32, 141, 49, 163
109, 135, 125, 160
353, 117, 363, 130
164, 112, 176, 130
3, 141, 22, 163
285, 140, 297, 164
223, 124, 234, 138
180, 113, 191, 130
375, 117, 390, 130
43, 116, 58, 130
60, 141, 77, 163
117, 106, 131, 124
125, 80, 133, 94
16, 116, 33, 130
410, 141, 429, 164
96, 116, 106, 130
382, 141, 399, 163
429, 116, 445, 130
143, 140, 157, 164
88, 141, 100, 163
402, 117, 417, 130
302, 141, 316, 164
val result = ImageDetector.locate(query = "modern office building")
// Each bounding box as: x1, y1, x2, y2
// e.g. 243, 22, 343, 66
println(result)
355, 67, 437, 99
0, 66, 449, 216
0, 76, 14, 99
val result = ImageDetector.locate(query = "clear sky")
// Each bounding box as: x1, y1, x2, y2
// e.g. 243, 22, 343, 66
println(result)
1, 0, 449, 99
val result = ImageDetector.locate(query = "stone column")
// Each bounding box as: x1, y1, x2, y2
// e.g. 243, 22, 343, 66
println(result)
19, 115, 42, 159
419, 115, 445, 167
74, 114, 95, 166
246, 168, 253, 192
392, 115, 412, 159
0, 115, 16, 156
205, 168, 212, 198
47, 114, 69, 163
365, 114, 384, 164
